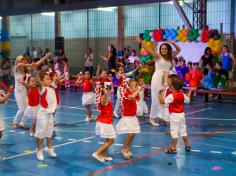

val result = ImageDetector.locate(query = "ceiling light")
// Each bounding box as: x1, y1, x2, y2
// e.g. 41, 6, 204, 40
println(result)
96, 7, 117, 12
41, 12, 55, 16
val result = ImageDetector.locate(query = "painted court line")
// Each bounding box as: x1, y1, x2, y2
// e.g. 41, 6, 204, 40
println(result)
192, 141, 236, 150
185, 108, 212, 115
187, 117, 236, 121
87, 126, 232, 176
210, 151, 222, 154
1, 136, 95, 161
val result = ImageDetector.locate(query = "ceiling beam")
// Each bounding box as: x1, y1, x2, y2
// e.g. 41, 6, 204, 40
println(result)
172, 0, 192, 28
0, 0, 169, 16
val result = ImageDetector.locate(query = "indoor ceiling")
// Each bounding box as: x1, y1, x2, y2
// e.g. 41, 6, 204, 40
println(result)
0, 0, 170, 16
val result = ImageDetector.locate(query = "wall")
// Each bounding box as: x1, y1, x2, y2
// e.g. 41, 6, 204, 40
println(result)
6, 0, 234, 75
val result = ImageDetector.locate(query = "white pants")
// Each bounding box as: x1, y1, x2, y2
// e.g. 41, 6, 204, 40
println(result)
114, 87, 121, 115
170, 113, 187, 139
13, 91, 28, 125
161, 105, 170, 122
137, 100, 148, 116
34, 112, 54, 139
0, 117, 6, 131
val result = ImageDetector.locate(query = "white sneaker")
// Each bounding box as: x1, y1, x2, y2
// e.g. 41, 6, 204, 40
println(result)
46, 147, 57, 158
85, 116, 92, 122
113, 111, 119, 118
37, 149, 44, 161
149, 119, 160, 126
103, 156, 113, 161
92, 153, 105, 162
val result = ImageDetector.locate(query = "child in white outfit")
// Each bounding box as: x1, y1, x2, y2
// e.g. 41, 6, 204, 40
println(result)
0, 86, 14, 139
159, 76, 191, 154
35, 72, 60, 161
136, 76, 148, 120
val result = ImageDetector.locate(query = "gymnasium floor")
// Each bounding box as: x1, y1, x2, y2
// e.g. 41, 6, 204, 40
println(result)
0, 90, 236, 176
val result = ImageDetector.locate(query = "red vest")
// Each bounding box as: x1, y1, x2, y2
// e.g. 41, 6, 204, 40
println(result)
82, 79, 92, 92
28, 87, 40, 106
123, 90, 137, 116
118, 74, 125, 86
165, 86, 172, 97
99, 77, 111, 83
169, 91, 184, 113
40, 88, 60, 108
96, 101, 113, 124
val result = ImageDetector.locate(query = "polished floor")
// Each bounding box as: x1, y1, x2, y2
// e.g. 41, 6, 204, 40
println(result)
0, 89, 236, 176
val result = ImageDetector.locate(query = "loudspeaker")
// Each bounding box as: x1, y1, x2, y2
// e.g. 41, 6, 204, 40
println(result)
55, 37, 64, 50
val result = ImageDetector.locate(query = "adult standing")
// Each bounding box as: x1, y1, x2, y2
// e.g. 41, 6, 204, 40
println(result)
199, 47, 214, 75
84, 48, 94, 75
2, 57, 12, 86
100, 45, 117, 72
221, 45, 235, 88
136, 37, 181, 126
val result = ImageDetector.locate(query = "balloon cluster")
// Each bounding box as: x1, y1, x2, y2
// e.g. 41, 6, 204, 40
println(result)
143, 30, 152, 41
163, 28, 177, 41
1, 29, 10, 58
141, 28, 223, 57
200, 28, 210, 42
152, 29, 164, 42
208, 39, 222, 55
140, 41, 155, 63
188, 29, 199, 41
176, 29, 189, 42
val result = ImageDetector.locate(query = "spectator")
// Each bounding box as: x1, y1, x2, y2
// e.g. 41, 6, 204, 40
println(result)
100, 44, 117, 72
203, 63, 216, 89
84, 48, 94, 75
2, 57, 12, 86
221, 45, 235, 88
199, 47, 214, 75
128, 50, 140, 64
214, 62, 228, 89
176, 59, 189, 84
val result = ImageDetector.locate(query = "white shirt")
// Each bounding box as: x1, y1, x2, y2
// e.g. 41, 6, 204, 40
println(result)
128, 56, 140, 64
84, 54, 93, 67
14, 67, 26, 92
39, 87, 57, 113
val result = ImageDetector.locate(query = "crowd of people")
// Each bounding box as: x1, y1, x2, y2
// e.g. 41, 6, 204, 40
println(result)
0, 39, 235, 162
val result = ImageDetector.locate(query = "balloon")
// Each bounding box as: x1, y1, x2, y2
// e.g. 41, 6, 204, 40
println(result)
141, 56, 148, 63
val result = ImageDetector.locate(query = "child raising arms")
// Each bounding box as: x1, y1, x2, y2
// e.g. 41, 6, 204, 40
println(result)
76, 70, 95, 122
34, 72, 60, 161
93, 82, 115, 162
24, 76, 40, 136
116, 79, 142, 159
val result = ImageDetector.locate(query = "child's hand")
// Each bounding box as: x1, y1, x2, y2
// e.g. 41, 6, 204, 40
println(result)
110, 69, 116, 73
53, 75, 58, 82
8, 85, 14, 93
167, 39, 175, 44
138, 85, 144, 91
46, 52, 52, 59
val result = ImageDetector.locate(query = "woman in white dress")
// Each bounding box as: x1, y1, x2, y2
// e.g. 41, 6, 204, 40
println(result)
136, 37, 181, 126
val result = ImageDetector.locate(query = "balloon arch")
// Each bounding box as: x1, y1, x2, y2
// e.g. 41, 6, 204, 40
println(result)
140, 28, 222, 63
